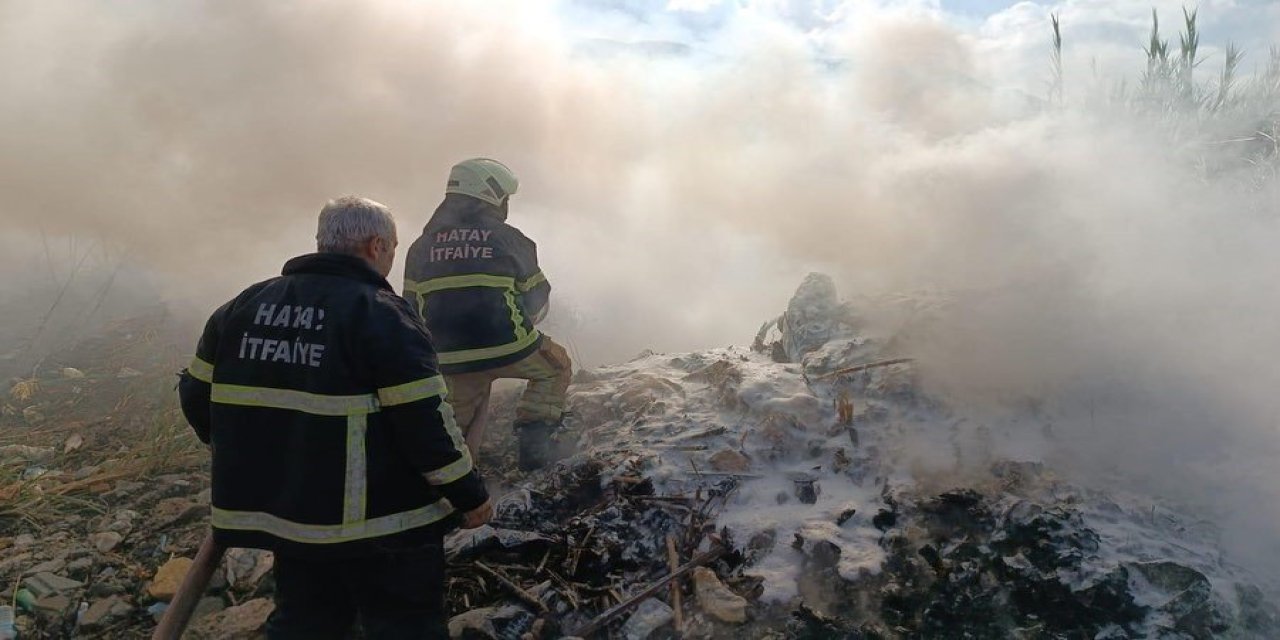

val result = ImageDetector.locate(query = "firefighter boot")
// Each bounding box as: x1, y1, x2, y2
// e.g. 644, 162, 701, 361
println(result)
514, 420, 558, 471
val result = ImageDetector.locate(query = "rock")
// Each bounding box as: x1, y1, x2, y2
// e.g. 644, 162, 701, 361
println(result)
28, 558, 67, 574
693, 567, 747, 623
60, 367, 85, 379
1132, 561, 1229, 638
65, 557, 94, 579
148, 557, 194, 600
32, 594, 72, 619
0, 554, 32, 576
62, 433, 84, 454
708, 449, 750, 473
22, 573, 83, 599
88, 581, 125, 598
446, 604, 532, 639
111, 480, 145, 496
21, 407, 44, 425
781, 273, 841, 361
872, 509, 897, 531
104, 509, 139, 534
787, 472, 820, 504
78, 596, 133, 632
621, 598, 673, 640
794, 479, 820, 504
836, 507, 858, 526
0, 445, 53, 464
224, 548, 274, 591
193, 596, 226, 620
748, 529, 777, 555
116, 367, 142, 378
189, 598, 274, 639
808, 540, 842, 572
153, 497, 209, 528
20, 466, 49, 481
12, 534, 35, 549
89, 531, 123, 553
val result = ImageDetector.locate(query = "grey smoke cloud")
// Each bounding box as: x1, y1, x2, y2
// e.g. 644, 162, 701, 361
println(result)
2, 0, 1278, 570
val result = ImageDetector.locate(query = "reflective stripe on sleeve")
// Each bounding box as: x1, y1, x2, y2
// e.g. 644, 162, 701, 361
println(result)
188, 357, 215, 383
422, 400, 473, 485
517, 271, 547, 292
377, 376, 448, 407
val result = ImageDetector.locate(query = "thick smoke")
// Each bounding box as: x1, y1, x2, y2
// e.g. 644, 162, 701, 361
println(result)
2, 1, 1278, 571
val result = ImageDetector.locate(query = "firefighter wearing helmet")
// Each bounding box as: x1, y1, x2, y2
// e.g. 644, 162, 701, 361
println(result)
403, 158, 572, 471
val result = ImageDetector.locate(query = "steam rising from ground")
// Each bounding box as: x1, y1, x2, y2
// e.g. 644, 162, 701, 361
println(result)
2, 1, 1278, 573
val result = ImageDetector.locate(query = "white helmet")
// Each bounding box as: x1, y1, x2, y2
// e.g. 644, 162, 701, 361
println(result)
445, 158, 519, 207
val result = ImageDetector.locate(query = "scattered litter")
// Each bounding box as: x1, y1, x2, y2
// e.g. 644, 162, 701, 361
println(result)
0, 605, 15, 640
147, 601, 169, 622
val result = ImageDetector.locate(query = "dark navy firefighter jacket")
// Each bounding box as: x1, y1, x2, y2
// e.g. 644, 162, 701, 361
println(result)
178, 253, 488, 558
402, 194, 551, 374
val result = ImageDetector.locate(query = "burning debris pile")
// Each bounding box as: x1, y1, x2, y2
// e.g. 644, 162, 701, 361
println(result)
442, 273, 1279, 638
1, 276, 1278, 638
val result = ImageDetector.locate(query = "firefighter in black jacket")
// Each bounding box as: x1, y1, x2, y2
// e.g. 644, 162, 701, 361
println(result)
178, 196, 491, 639
403, 158, 572, 471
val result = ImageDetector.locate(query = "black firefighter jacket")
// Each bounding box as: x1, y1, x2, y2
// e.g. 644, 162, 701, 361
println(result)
402, 194, 551, 375
178, 253, 488, 558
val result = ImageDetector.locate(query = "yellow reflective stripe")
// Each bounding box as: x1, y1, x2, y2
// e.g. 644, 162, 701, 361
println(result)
517, 271, 547, 292
425, 456, 473, 484
423, 400, 473, 485
188, 357, 214, 383
405, 274, 515, 295
211, 501, 454, 544
211, 384, 379, 416
503, 289, 528, 340
377, 376, 448, 407
404, 279, 429, 318
343, 414, 368, 525
436, 330, 542, 365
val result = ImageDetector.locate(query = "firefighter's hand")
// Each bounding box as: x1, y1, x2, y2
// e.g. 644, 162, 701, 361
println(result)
460, 499, 493, 529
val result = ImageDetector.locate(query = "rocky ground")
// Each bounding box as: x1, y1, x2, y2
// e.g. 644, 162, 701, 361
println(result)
2, 276, 1278, 638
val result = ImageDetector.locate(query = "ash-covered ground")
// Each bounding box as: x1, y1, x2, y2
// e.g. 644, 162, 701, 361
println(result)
1, 275, 1277, 639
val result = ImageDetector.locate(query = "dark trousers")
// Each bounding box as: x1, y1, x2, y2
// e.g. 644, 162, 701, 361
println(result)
266, 543, 448, 639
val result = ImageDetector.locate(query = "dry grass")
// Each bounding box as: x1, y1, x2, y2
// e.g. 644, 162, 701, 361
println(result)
0, 372, 205, 531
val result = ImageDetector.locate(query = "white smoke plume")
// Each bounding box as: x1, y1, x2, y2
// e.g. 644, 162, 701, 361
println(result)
2, 0, 1278, 571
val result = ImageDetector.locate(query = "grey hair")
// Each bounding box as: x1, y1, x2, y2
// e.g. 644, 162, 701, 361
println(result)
316, 196, 396, 254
